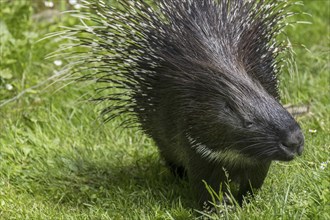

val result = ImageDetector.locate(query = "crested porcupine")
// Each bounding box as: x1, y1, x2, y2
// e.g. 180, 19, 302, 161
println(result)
62, 0, 305, 206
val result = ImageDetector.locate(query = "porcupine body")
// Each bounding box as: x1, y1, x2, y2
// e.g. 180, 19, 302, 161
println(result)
68, 0, 304, 205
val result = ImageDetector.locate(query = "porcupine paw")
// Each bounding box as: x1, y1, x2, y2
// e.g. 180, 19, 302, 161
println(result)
167, 162, 187, 179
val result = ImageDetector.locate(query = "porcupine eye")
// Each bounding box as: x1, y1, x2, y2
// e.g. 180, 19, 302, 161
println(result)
244, 120, 254, 129
224, 102, 254, 129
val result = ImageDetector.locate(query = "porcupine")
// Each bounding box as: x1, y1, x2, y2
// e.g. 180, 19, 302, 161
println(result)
64, 0, 305, 206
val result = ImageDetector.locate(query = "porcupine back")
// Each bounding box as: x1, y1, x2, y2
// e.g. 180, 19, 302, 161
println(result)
67, 0, 291, 126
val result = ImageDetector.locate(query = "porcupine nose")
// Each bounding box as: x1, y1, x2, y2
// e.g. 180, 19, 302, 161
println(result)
281, 128, 304, 156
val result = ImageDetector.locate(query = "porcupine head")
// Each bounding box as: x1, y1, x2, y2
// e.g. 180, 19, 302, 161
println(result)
65, 0, 305, 206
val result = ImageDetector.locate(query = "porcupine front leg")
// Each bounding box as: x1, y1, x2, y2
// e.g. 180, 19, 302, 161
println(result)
155, 138, 187, 179
165, 160, 187, 179
237, 162, 271, 205
187, 153, 230, 207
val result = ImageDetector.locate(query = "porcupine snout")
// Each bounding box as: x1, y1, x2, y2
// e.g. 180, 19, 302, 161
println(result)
279, 124, 304, 161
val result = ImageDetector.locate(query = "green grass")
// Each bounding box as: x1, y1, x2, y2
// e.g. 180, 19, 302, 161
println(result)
0, 0, 329, 219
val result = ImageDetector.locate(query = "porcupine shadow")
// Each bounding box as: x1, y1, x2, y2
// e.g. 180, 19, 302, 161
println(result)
30, 139, 196, 211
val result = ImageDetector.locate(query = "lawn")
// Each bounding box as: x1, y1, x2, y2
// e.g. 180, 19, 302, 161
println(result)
0, 0, 329, 219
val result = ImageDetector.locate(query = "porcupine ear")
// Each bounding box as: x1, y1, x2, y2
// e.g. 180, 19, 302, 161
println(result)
237, 0, 297, 99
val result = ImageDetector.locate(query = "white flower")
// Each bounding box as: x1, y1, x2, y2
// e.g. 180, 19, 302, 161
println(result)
44, 1, 54, 8
320, 161, 329, 170
308, 129, 317, 133
74, 4, 82, 10
5, 84, 13, 91
69, 0, 78, 5
54, 60, 63, 66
